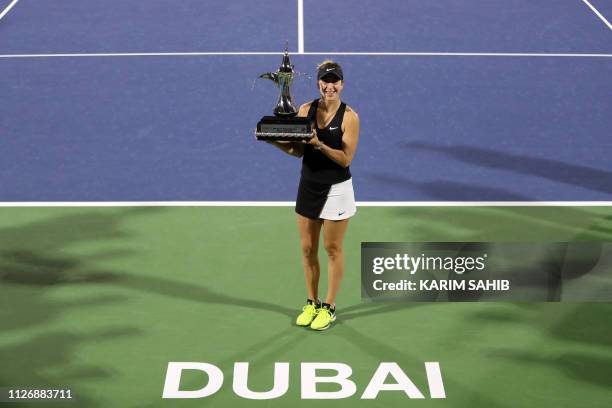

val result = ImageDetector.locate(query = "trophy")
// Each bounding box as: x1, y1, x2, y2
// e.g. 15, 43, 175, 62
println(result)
255, 46, 313, 141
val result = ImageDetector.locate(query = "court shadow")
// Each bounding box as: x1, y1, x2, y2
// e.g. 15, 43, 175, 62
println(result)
340, 301, 433, 321
488, 349, 612, 389
358, 184, 611, 300
405, 141, 612, 195
0, 291, 126, 334
0, 206, 297, 377
0, 249, 125, 286
0, 207, 160, 297
332, 325, 513, 408
467, 302, 612, 390
0, 207, 159, 250
375, 187, 612, 242
116, 273, 295, 320
548, 304, 612, 349
0, 207, 293, 320
195, 327, 306, 408
589, 217, 612, 237
0, 327, 140, 408
0, 208, 154, 333
0, 208, 154, 406
470, 303, 612, 348
0, 206, 298, 408
369, 172, 533, 201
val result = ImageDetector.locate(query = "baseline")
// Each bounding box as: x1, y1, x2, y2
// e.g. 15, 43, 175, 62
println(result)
1, 51, 611, 59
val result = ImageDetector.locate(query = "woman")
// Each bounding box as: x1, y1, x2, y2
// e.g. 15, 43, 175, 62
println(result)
267, 60, 359, 330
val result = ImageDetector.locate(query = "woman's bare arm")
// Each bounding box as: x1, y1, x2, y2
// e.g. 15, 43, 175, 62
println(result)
306, 107, 359, 168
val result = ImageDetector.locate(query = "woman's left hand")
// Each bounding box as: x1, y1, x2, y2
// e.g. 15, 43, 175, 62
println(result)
304, 129, 320, 146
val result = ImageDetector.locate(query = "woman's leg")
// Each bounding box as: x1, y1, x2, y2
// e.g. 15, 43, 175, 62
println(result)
322, 219, 350, 305
296, 214, 324, 301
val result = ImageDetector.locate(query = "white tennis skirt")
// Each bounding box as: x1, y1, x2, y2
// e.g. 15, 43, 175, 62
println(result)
319, 178, 357, 221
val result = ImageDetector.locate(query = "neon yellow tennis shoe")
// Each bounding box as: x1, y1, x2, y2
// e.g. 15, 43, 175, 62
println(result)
296, 300, 320, 326
310, 303, 336, 331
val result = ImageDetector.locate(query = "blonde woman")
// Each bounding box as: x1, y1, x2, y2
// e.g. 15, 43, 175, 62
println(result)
267, 60, 360, 330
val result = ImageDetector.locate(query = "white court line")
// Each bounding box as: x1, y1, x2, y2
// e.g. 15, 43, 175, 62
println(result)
1, 51, 611, 59
581, 0, 612, 31
307, 52, 612, 57
0, 202, 611, 207
0, 0, 20, 21
298, 0, 304, 54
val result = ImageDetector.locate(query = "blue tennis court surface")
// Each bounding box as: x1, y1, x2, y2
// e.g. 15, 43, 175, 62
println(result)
590, 0, 612, 24
305, 0, 611, 53
0, 0, 297, 53
1, 0, 610, 201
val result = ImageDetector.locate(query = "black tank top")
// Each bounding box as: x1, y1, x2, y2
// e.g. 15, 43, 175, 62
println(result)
301, 99, 352, 184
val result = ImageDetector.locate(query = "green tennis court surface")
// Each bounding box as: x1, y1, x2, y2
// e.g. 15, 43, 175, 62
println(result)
1, 206, 611, 407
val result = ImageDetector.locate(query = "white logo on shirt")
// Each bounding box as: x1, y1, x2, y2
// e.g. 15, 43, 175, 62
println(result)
329, 126, 338, 130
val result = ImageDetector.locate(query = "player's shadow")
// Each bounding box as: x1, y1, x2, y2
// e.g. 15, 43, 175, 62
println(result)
405, 141, 612, 195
